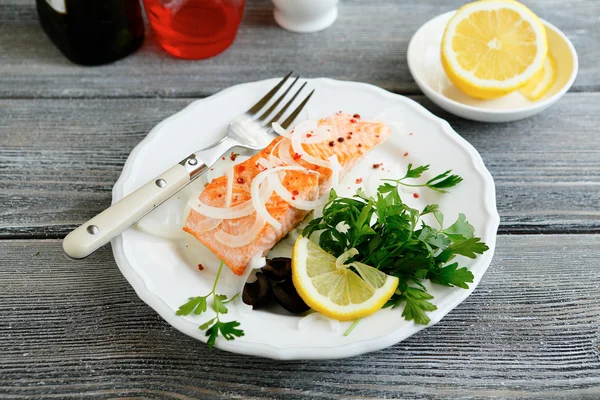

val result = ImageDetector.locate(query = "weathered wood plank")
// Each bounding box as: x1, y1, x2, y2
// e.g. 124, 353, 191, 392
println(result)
1, 94, 599, 237
0, 235, 599, 398
0, 0, 597, 98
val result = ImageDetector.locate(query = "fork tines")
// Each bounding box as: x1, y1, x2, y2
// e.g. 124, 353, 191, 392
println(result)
247, 72, 313, 130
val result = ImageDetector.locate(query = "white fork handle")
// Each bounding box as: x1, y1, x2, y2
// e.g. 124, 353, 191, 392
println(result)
63, 135, 238, 259
63, 138, 237, 259
63, 161, 198, 259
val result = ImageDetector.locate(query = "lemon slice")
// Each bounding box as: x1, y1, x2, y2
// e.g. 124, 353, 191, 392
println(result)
292, 237, 399, 321
441, 0, 548, 99
519, 55, 556, 100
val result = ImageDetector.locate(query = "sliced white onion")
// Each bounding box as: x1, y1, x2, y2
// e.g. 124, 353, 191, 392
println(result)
328, 154, 341, 192
294, 120, 318, 136
234, 253, 266, 316
336, 248, 359, 270
292, 122, 332, 169
269, 138, 283, 156
205, 160, 230, 184
275, 120, 333, 144
187, 161, 234, 223
251, 165, 316, 229
222, 252, 264, 298
225, 163, 234, 208
205, 155, 249, 184
186, 120, 337, 234
304, 125, 332, 144
267, 154, 289, 183
193, 217, 222, 233
189, 200, 252, 219
267, 154, 284, 167
214, 214, 266, 248
190, 177, 272, 220
272, 122, 292, 139
269, 173, 324, 210
277, 140, 300, 167
233, 252, 265, 288
247, 253, 267, 271
276, 120, 333, 165
256, 157, 272, 170
180, 180, 211, 233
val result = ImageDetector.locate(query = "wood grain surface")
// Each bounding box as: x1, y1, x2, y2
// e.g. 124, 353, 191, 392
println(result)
0, 0, 598, 98
1, 0, 600, 397
1, 94, 599, 238
1, 236, 599, 398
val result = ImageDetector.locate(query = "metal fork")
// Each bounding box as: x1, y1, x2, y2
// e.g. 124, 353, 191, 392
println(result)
63, 73, 314, 259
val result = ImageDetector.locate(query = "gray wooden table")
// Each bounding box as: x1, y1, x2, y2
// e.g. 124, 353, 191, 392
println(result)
1, 0, 600, 398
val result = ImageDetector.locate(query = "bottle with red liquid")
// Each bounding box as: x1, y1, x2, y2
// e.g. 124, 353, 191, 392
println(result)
142, 0, 245, 59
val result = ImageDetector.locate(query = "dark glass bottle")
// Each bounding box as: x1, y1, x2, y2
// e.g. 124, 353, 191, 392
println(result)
36, 0, 145, 66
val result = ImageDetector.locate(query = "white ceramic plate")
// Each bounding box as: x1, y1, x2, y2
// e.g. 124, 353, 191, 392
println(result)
111, 78, 499, 360
408, 11, 578, 123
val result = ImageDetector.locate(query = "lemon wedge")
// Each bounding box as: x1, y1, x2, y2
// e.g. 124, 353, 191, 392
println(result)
441, 0, 547, 99
292, 237, 399, 321
519, 55, 556, 100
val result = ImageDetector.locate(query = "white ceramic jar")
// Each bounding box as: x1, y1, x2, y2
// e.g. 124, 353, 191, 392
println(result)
272, 0, 339, 33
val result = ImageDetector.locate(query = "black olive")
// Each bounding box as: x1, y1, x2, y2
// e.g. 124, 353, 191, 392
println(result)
272, 278, 310, 314
242, 272, 272, 309
261, 257, 292, 280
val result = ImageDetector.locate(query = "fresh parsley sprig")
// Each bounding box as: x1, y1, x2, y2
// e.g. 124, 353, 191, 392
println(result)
177, 260, 244, 348
303, 164, 488, 325
382, 163, 463, 193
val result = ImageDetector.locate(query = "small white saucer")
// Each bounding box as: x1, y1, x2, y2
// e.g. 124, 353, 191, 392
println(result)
407, 11, 578, 123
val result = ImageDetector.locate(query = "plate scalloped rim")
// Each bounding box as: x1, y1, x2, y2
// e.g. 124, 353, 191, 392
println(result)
111, 78, 500, 360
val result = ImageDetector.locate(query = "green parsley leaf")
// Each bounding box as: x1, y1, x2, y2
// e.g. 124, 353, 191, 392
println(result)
448, 237, 489, 259
176, 296, 207, 316
383, 164, 462, 193
205, 322, 220, 349
177, 260, 244, 349
443, 213, 475, 243
301, 163, 488, 326
404, 164, 430, 179
385, 287, 437, 325
205, 320, 245, 349
420, 204, 439, 216
416, 225, 453, 253
193, 297, 208, 315
217, 320, 245, 341
428, 262, 474, 289
199, 317, 217, 330
213, 294, 229, 314
401, 287, 437, 325
329, 188, 339, 200
425, 170, 464, 193
224, 292, 241, 304
421, 204, 444, 228
378, 182, 398, 194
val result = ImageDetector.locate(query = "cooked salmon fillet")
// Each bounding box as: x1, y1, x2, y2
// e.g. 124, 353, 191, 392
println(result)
183, 113, 390, 275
